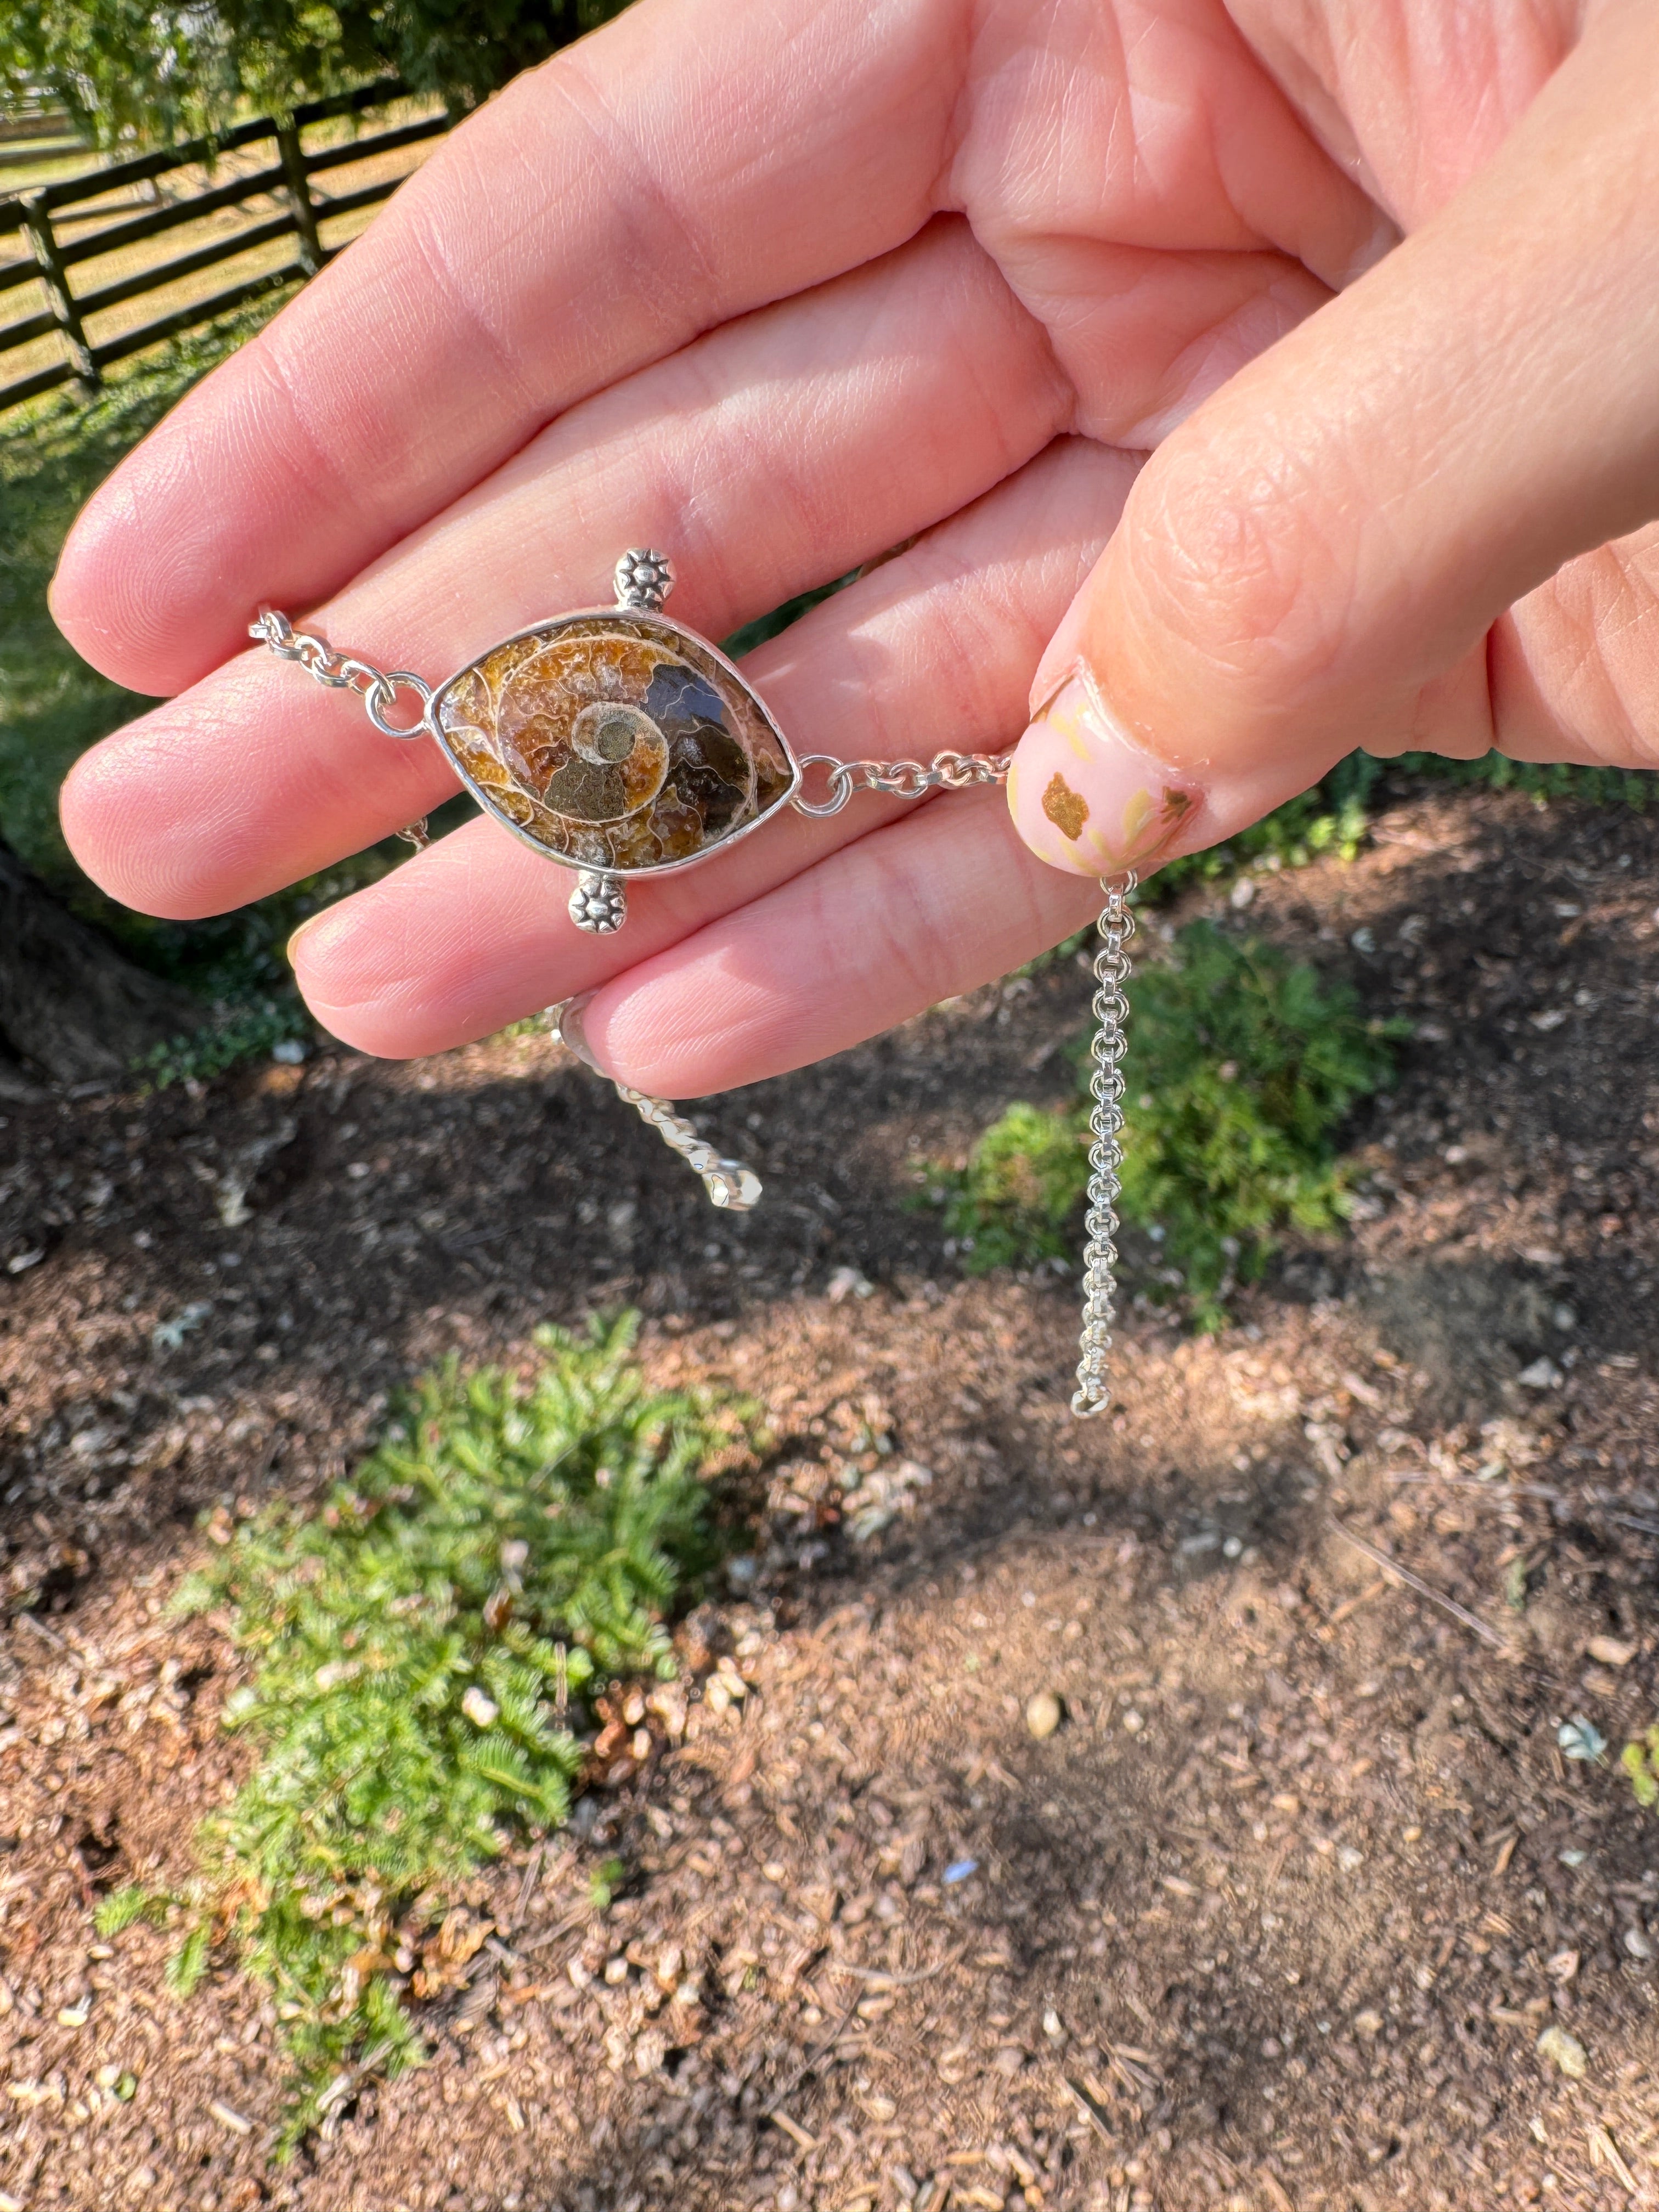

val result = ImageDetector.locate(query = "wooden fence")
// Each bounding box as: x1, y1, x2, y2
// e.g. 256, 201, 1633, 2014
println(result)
0, 81, 449, 413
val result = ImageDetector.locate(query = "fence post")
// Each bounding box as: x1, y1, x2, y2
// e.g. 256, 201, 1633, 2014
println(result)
22, 195, 99, 392
275, 122, 324, 275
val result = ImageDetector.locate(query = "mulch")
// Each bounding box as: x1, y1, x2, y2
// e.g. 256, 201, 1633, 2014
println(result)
5, 781, 1659, 2210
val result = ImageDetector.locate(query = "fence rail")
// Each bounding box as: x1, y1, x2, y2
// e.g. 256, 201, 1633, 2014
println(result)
0, 81, 448, 413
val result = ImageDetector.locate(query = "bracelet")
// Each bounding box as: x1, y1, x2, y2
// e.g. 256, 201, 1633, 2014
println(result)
252, 550, 1133, 1417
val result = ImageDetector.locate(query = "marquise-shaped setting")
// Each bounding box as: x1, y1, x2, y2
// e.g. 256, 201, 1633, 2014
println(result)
431, 612, 798, 876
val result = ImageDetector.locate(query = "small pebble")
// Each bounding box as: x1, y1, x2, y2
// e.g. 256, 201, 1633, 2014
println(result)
1537, 2025, 1588, 2079
1025, 1691, 1063, 1740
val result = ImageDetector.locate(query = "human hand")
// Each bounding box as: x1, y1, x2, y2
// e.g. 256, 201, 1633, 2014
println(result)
52, 0, 1656, 1097
1007, 0, 1659, 884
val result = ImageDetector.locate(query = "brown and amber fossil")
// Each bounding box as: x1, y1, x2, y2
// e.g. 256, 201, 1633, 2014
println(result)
432, 613, 797, 875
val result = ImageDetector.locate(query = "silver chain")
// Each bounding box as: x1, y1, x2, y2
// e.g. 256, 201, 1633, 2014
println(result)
597, 1075, 761, 1210
250, 608, 435, 846
792, 748, 1009, 819
252, 606, 1129, 1417
1071, 872, 1137, 1419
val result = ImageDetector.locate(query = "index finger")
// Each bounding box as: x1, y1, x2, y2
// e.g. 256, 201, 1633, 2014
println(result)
50, 0, 959, 695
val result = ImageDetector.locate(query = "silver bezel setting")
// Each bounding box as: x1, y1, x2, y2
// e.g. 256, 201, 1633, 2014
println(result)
429, 605, 800, 881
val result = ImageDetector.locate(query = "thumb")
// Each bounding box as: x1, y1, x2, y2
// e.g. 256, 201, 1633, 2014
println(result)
1009, 0, 1659, 877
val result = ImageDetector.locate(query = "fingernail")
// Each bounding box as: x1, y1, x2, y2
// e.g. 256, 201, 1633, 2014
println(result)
285, 912, 326, 965
1009, 664, 1201, 878
555, 992, 605, 1073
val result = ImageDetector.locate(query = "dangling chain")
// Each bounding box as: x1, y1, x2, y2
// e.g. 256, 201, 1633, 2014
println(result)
599, 1075, 762, 1213
1071, 872, 1137, 1419
251, 606, 1135, 1415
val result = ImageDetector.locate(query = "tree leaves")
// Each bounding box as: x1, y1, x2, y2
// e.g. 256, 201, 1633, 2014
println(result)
2, 0, 633, 149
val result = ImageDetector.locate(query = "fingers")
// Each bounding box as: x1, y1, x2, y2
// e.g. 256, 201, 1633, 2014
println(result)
569, 784, 1102, 1096
53, 0, 1390, 701
1007, 0, 1659, 878
61, 219, 1072, 918
50, 0, 963, 693
1486, 525, 1659, 769
290, 437, 1140, 1060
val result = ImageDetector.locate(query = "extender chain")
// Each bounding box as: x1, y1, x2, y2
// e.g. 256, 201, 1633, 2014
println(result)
1070, 871, 1137, 1420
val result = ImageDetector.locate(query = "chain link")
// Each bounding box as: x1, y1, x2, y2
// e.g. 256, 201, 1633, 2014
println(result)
1071, 871, 1138, 1420
545, 1007, 761, 1210
250, 608, 435, 740
793, 749, 1010, 819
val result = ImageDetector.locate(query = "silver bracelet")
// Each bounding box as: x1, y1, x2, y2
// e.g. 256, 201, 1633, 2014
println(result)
252, 550, 1135, 1418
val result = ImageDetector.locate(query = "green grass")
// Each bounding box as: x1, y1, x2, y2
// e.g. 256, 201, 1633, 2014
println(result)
131, 996, 315, 1088
0, 297, 460, 1028
1, 304, 290, 895
96, 1313, 763, 2151
929, 921, 1406, 1327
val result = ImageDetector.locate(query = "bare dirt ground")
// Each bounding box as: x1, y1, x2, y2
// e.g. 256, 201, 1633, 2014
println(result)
6, 782, 1659, 2212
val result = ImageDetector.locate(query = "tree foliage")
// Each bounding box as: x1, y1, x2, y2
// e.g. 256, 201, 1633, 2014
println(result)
2, 0, 629, 148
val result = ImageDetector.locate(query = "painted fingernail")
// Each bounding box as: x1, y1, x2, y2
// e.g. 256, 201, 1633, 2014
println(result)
554, 992, 605, 1073
1009, 664, 1201, 877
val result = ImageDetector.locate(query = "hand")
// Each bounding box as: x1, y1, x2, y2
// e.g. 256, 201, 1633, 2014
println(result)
50, 0, 1654, 1098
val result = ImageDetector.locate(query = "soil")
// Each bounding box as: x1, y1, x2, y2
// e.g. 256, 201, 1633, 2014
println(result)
6, 782, 1659, 2212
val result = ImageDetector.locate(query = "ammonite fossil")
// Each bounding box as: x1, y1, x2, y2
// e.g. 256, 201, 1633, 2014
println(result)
431, 561, 798, 931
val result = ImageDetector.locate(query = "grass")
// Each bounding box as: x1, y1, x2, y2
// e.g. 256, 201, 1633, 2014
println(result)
96, 1313, 764, 2152
928, 921, 1406, 1327
0, 299, 473, 1069
929, 1099, 1090, 1272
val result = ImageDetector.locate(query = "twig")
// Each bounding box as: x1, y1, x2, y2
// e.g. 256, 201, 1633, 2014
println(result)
1327, 1516, 1509, 1649
1325, 1577, 1387, 1627
14, 1611, 67, 1652
1596, 1510, 1659, 1538
1386, 1473, 1562, 1502
1587, 2123, 1638, 2195
517, 1904, 592, 1954
826, 1944, 965, 1989
1062, 2074, 1118, 2147
508, 1840, 547, 1936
